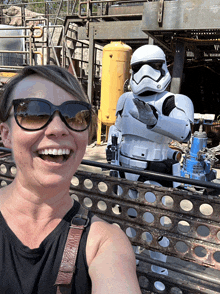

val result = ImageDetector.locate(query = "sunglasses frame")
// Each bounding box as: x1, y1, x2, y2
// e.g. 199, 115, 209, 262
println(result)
12, 98, 92, 132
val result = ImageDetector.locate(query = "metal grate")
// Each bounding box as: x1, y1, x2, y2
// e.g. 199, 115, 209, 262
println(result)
1, 157, 220, 293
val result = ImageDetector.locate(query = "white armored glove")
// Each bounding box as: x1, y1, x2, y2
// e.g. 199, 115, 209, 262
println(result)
129, 98, 158, 127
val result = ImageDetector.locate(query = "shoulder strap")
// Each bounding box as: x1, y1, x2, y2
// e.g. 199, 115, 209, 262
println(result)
55, 204, 89, 294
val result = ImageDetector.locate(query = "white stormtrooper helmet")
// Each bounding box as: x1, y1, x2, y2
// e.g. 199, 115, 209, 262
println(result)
130, 44, 171, 95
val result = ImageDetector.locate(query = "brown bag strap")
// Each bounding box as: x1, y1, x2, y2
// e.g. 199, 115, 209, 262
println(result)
55, 204, 89, 294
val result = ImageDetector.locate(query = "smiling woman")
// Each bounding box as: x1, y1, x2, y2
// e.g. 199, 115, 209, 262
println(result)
0, 65, 141, 294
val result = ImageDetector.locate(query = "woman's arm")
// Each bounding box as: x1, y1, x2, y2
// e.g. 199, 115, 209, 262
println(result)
87, 217, 142, 294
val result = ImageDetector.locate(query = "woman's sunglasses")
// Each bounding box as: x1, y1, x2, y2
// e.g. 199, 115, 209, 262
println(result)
12, 98, 92, 132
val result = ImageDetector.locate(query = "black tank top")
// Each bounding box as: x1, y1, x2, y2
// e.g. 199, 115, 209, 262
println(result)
0, 201, 92, 294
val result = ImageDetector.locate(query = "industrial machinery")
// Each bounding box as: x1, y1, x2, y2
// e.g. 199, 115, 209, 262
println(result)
0, 24, 25, 67
0, 24, 25, 96
181, 113, 217, 187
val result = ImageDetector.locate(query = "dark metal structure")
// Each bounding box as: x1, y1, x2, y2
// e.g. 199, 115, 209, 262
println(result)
57, 0, 220, 115
1, 152, 220, 293
1, 2, 220, 292
1, 0, 220, 116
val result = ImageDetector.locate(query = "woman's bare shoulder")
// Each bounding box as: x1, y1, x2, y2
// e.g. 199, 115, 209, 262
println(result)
90, 215, 123, 239
86, 215, 141, 294
87, 215, 133, 264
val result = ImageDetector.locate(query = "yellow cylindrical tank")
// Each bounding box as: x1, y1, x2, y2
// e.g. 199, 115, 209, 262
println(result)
97, 41, 132, 144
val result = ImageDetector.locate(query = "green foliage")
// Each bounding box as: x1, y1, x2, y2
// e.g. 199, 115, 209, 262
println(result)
2, 0, 78, 24
25, 0, 45, 14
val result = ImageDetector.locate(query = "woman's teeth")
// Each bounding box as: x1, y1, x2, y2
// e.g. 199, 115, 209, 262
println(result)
37, 149, 71, 163
38, 149, 70, 155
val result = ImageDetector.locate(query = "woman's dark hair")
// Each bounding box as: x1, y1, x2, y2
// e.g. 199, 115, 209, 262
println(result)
0, 65, 97, 142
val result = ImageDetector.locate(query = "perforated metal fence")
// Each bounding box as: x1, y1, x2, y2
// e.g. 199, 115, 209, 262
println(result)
1, 155, 220, 293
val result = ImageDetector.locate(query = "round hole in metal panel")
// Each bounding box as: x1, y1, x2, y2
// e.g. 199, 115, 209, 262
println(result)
145, 191, 156, 203
128, 189, 139, 199
138, 276, 149, 289
141, 232, 153, 243
112, 185, 123, 196
10, 166, 17, 175
112, 223, 121, 228
154, 281, 165, 292
178, 220, 190, 233
175, 241, 188, 253
84, 179, 93, 189
213, 251, 220, 263
170, 287, 183, 294
180, 199, 193, 212
112, 204, 121, 215
1, 180, 7, 187
97, 200, 107, 211
126, 227, 136, 238
83, 197, 93, 208
199, 203, 213, 216
71, 194, 79, 202
98, 181, 108, 192
197, 225, 210, 237
162, 195, 174, 208
143, 212, 154, 223
0, 164, 7, 174
194, 246, 207, 258
160, 216, 172, 228
127, 208, 137, 218
158, 236, 169, 248
71, 176, 79, 186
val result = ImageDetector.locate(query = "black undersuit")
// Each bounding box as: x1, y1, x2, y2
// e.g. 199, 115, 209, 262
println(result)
0, 201, 92, 294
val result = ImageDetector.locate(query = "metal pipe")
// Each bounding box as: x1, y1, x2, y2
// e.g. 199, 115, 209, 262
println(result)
31, 27, 43, 38
33, 51, 43, 65
51, 0, 64, 39
0, 27, 29, 30
136, 254, 220, 287
174, 36, 220, 43
0, 65, 25, 69
80, 160, 220, 190
78, 12, 142, 19
0, 35, 28, 38
0, 27, 43, 38
0, 50, 29, 54
79, 0, 145, 4
0, 0, 71, 7
0, 147, 220, 190
47, 30, 61, 67
64, 39, 77, 77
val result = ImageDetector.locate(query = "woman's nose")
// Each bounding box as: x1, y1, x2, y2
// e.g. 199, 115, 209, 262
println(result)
44, 112, 69, 137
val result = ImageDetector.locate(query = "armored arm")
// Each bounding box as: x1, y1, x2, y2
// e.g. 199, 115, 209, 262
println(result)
129, 94, 194, 142
152, 94, 194, 142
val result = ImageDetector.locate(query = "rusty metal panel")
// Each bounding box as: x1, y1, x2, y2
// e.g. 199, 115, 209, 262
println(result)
141, 0, 220, 32
108, 3, 144, 16
1, 157, 220, 292
69, 171, 220, 268
78, 21, 148, 41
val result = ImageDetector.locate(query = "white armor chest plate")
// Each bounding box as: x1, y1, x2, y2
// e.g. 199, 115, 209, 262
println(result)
117, 92, 173, 161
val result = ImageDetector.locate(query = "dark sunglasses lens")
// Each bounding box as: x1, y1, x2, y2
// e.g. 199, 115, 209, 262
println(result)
16, 100, 50, 130
61, 103, 91, 131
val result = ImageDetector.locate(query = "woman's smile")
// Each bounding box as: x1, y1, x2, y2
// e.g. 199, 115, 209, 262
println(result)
37, 147, 73, 164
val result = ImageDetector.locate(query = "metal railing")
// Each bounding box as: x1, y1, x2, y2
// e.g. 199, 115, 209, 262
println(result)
0, 147, 220, 293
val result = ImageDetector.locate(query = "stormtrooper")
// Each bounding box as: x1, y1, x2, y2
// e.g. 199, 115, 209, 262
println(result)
106, 44, 194, 289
